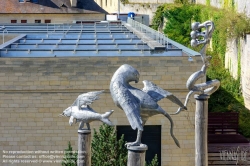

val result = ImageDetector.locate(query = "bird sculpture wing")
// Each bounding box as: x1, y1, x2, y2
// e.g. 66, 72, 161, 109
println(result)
112, 82, 143, 131
142, 80, 186, 108
72, 90, 104, 108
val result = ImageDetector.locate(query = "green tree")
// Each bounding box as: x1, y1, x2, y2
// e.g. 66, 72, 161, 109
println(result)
174, 0, 190, 4
120, 0, 129, 5
91, 124, 127, 166
61, 141, 78, 166
152, 3, 250, 137
163, 4, 201, 47
145, 154, 159, 166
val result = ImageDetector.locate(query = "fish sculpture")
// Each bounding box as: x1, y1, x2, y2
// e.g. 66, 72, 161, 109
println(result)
60, 90, 114, 130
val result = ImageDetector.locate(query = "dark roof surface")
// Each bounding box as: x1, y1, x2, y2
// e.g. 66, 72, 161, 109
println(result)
76, 0, 107, 13
0, 0, 106, 14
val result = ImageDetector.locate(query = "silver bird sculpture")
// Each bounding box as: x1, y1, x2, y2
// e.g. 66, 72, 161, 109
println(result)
60, 90, 114, 130
110, 64, 186, 148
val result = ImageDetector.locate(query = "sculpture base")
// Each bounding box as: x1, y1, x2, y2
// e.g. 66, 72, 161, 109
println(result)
78, 129, 91, 134
127, 144, 148, 166
127, 143, 148, 151
78, 130, 91, 166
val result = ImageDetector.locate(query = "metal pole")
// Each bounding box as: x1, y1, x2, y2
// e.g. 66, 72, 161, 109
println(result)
118, 0, 120, 20
194, 94, 209, 166
127, 146, 147, 166
2, 26, 6, 44
78, 130, 91, 166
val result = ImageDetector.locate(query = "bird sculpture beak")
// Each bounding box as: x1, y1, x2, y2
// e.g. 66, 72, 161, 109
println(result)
58, 113, 65, 117
135, 78, 139, 83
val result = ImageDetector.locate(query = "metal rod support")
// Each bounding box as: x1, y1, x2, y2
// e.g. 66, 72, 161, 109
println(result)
194, 94, 209, 166
78, 130, 91, 166
127, 146, 147, 166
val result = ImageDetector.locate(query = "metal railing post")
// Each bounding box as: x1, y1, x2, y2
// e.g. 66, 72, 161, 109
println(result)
2, 30, 4, 44
2, 28, 8, 44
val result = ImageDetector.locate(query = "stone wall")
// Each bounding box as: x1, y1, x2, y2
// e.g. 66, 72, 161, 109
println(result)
196, 0, 250, 110
240, 35, 250, 110
225, 38, 238, 79
196, 0, 250, 17
125, 0, 174, 3
0, 56, 203, 165
119, 3, 160, 24
236, 0, 250, 18
224, 35, 250, 110
0, 13, 105, 24
94, 0, 174, 24
96, 0, 174, 14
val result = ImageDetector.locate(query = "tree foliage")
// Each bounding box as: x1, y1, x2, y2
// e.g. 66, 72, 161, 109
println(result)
174, 0, 190, 4
145, 154, 159, 166
120, 0, 129, 5
152, 3, 250, 137
164, 5, 201, 47
91, 124, 127, 166
61, 142, 78, 166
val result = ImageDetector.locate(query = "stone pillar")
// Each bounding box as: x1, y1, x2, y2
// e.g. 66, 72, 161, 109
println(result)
127, 145, 148, 166
78, 130, 91, 166
194, 94, 209, 166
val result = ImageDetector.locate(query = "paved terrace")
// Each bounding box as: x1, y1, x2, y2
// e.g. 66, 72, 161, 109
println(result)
0, 21, 200, 57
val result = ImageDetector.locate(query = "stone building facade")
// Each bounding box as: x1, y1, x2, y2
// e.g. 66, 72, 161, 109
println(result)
0, 56, 203, 165
0, 1, 207, 165
0, 0, 106, 24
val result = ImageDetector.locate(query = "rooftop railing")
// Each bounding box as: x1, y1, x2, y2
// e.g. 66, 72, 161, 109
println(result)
0, 26, 8, 44
126, 17, 201, 57
126, 17, 168, 49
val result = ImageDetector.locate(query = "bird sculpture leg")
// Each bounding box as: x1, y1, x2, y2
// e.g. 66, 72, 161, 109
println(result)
69, 116, 74, 126
172, 90, 195, 115
134, 130, 142, 145
86, 123, 90, 130
78, 121, 84, 130
125, 130, 143, 147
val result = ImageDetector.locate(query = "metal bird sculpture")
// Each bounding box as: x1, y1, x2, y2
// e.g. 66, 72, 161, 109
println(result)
60, 90, 114, 130
110, 64, 186, 147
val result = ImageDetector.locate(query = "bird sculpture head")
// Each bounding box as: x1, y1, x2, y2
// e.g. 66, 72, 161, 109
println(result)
112, 64, 140, 83
61, 106, 72, 117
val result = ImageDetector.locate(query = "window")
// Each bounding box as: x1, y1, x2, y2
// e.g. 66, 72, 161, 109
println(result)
35, 20, 41, 23
117, 125, 161, 165
11, 20, 17, 23
45, 20, 51, 23
21, 20, 27, 23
